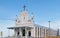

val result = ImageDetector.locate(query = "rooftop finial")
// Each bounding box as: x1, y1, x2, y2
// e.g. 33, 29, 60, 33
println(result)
23, 5, 26, 11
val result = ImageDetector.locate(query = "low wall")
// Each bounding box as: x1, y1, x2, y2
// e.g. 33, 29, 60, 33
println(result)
46, 36, 60, 38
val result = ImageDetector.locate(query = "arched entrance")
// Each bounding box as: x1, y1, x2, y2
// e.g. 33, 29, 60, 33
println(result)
17, 31, 20, 36
22, 27, 25, 36
17, 28, 20, 36
28, 31, 31, 36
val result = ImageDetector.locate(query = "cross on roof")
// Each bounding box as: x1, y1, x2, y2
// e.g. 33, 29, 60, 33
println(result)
23, 5, 26, 11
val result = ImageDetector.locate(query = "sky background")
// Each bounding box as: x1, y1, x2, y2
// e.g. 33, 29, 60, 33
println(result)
0, 0, 60, 37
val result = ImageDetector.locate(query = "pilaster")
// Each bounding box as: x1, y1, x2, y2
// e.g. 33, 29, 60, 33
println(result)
25, 27, 28, 38
20, 28, 22, 37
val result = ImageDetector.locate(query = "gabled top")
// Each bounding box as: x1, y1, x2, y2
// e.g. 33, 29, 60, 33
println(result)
20, 11, 28, 22
15, 5, 34, 27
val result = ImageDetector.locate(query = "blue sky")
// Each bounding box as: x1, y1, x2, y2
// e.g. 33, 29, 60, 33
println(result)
0, 0, 60, 37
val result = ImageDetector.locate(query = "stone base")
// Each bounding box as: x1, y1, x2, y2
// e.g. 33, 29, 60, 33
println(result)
32, 37, 44, 38
6, 36, 44, 38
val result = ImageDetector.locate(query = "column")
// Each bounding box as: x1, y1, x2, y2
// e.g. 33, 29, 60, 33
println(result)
20, 28, 22, 37
37, 27, 38, 38
31, 28, 35, 37
44, 28, 45, 38
31, 28, 33, 37
38, 27, 39, 38
39, 27, 40, 38
25, 27, 28, 38
44, 28, 47, 38
40, 28, 41, 38
34, 27, 35, 37
14, 29, 17, 38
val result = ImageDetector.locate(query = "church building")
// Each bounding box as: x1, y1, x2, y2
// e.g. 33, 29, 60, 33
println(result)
8, 5, 57, 38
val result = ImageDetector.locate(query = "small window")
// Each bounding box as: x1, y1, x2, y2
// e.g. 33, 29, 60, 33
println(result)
24, 17, 25, 20
16, 19, 17, 21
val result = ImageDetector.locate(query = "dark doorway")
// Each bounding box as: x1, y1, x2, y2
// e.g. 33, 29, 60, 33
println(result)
28, 31, 31, 36
17, 31, 19, 36
22, 28, 25, 36
17, 28, 20, 36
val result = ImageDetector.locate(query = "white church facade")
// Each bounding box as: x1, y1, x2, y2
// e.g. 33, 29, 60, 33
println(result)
8, 5, 57, 38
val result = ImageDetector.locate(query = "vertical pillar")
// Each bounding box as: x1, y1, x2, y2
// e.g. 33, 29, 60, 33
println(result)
44, 28, 45, 38
34, 27, 35, 37
39, 27, 40, 38
0, 31, 2, 38
38, 27, 39, 38
20, 28, 22, 37
37, 27, 38, 38
40, 28, 41, 38
25, 27, 28, 38
44, 28, 47, 38
31, 28, 33, 37
14, 29, 17, 38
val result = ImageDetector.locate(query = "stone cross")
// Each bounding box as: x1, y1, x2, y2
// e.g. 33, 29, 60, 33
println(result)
23, 5, 26, 11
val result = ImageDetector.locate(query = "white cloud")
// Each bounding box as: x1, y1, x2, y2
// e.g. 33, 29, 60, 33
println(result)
0, 20, 15, 37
